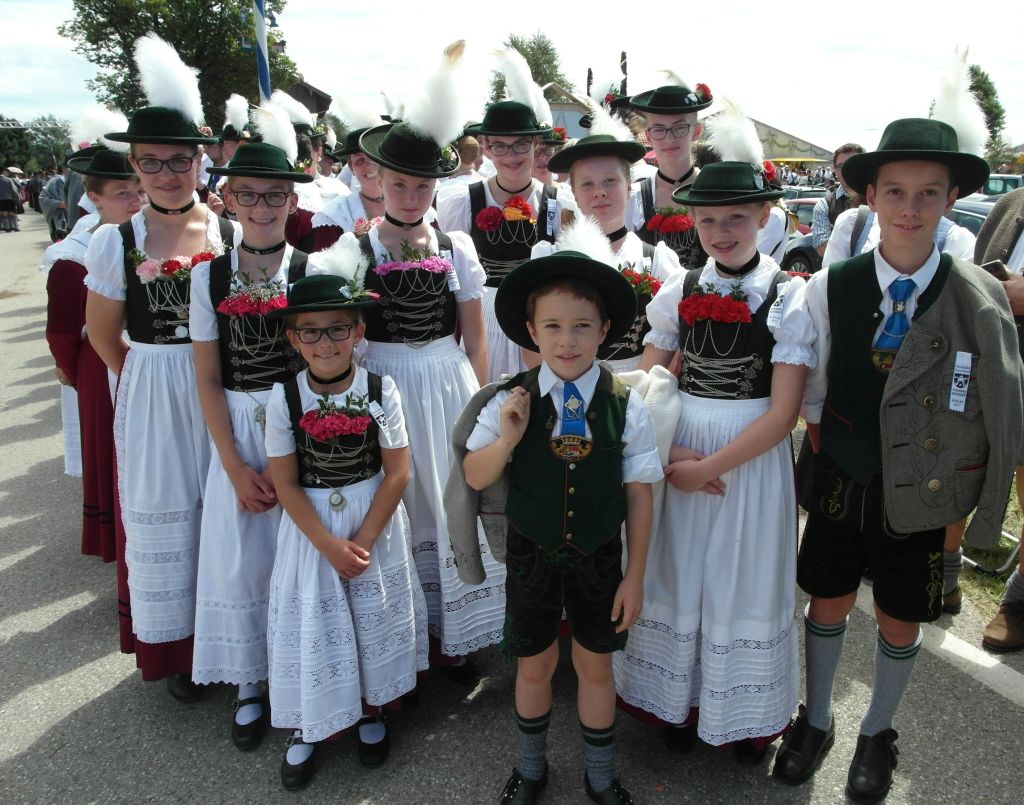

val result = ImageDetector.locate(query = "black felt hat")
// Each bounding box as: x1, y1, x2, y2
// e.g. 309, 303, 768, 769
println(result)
270, 273, 380, 317
219, 124, 251, 143
329, 127, 372, 159
672, 161, 784, 207
359, 122, 459, 179
67, 146, 135, 179
547, 134, 647, 174
105, 106, 217, 145
206, 142, 314, 183
629, 83, 713, 115
494, 251, 637, 352
839, 118, 990, 198
463, 101, 551, 137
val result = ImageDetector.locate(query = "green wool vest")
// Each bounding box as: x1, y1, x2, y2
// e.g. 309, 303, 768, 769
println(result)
822, 251, 951, 482
504, 366, 630, 555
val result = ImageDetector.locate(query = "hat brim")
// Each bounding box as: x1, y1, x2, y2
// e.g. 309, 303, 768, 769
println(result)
267, 298, 380, 319
672, 187, 785, 207
462, 122, 551, 138
207, 165, 314, 183
359, 125, 457, 179
548, 140, 647, 174
494, 253, 637, 352
66, 157, 135, 179
104, 131, 217, 145
839, 150, 990, 199
629, 90, 713, 115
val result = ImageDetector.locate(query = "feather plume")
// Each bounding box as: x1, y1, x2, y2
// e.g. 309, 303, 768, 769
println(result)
307, 232, 369, 284
554, 215, 619, 268
930, 47, 988, 157
492, 46, 552, 125
71, 106, 130, 153
250, 102, 298, 164
531, 83, 553, 127
582, 97, 634, 144
224, 94, 249, 135
705, 99, 764, 169
271, 89, 315, 129
404, 40, 468, 147
658, 68, 690, 88
380, 91, 405, 122
330, 94, 384, 131
589, 72, 622, 106
325, 125, 337, 151
134, 33, 204, 124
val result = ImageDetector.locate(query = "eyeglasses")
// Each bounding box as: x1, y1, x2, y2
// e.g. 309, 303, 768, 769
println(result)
228, 190, 292, 207
133, 155, 197, 174
293, 324, 354, 344
535, 147, 555, 159
488, 140, 533, 156
647, 123, 693, 141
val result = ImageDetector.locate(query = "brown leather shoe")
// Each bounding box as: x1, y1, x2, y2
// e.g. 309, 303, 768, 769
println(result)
942, 586, 962, 615
982, 602, 1024, 652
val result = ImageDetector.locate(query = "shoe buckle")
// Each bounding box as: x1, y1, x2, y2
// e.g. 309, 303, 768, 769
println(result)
286, 732, 304, 748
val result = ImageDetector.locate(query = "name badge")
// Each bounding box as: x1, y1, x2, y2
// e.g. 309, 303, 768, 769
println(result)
441, 249, 460, 292
948, 351, 972, 413
549, 435, 592, 462
546, 200, 558, 238
368, 400, 389, 432
765, 282, 788, 329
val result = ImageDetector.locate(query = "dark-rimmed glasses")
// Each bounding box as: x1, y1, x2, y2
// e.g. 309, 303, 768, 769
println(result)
294, 324, 354, 343
488, 140, 533, 156
133, 155, 197, 174
228, 190, 292, 207
647, 123, 693, 141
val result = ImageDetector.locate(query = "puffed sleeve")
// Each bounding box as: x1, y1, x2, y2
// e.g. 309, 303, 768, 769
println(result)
264, 382, 297, 457
625, 186, 645, 232
800, 270, 832, 423
530, 241, 555, 260
621, 389, 664, 484
465, 389, 510, 452
651, 241, 682, 284
642, 269, 683, 352
435, 184, 471, 234
378, 374, 409, 450
188, 261, 219, 342
447, 230, 485, 302
84, 223, 128, 300
555, 183, 578, 219
769, 275, 817, 368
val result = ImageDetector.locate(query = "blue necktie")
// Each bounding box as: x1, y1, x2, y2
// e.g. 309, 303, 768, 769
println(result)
561, 382, 586, 437
874, 278, 914, 351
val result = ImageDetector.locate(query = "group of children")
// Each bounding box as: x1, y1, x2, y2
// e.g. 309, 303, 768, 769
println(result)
44, 32, 1024, 804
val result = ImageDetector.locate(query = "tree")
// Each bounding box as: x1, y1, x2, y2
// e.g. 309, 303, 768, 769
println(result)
59, 1, 300, 128
985, 133, 1019, 172
489, 32, 576, 106
28, 115, 72, 170
968, 64, 1006, 144
0, 116, 33, 169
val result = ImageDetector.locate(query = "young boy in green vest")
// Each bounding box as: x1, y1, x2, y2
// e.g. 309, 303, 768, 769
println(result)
774, 118, 1024, 802
464, 252, 662, 805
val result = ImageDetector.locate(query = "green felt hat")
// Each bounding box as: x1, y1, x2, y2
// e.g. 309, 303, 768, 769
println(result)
105, 106, 217, 145
629, 82, 713, 115
672, 161, 784, 207
541, 126, 569, 147
206, 142, 314, 183
219, 124, 251, 143
270, 273, 380, 317
359, 122, 459, 179
463, 101, 550, 137
839, 118, 990, 199
67, 146, 135, 179
329, 127, 372, 159
494, 251, 637, 352
547, 134, 647, 174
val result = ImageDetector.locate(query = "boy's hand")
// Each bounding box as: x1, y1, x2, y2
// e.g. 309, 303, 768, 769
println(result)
498, 387, 530, 447
664, 458, 726, 495
611, 574, 644, 633
229, 463, 278, 512
322, 538, 371, 580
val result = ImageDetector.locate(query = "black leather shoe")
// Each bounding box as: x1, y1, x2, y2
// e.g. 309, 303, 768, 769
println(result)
356, 715, 390, 768
771, 705, 835, 784
734, 738, 769, 765
166, 673, 204, 703
231, 696, 268, 751
499, 765, 548, 804
446, 658, 481, 688
846, 729, 899, 803
662, 723, 698, 753
280, 733, 317, 791
584, 774, 634, 804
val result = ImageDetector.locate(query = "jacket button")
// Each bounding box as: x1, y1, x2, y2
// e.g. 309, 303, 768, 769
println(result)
927, 479, 942, 492
568, 487, 576, 494
923, 394, 936, 408
930, 339, 942, 350
923, 438, 938, 452
567, 511, 575, 518
568, 463, 576, 470
565, 533, 573, 541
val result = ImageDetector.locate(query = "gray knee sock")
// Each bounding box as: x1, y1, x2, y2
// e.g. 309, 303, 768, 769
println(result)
1003, 568, 1024, 606
581, 721, 616, 792
859, 629, 922, 736
804, 607, 847, 731
1, 217, 10, 232
943, 549, 963, 595
516, 710, 550, 781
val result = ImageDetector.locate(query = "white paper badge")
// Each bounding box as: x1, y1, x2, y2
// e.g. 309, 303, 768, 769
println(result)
949, 351, 972, 413
766, 283, 788, 329
442, 250, 460, 292
368, 401, 389, 431
546, 200, 558, 238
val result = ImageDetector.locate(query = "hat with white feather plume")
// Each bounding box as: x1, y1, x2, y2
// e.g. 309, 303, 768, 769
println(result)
207, 100, 313, 183
67, 107, 136, 178
220, 94, 252, 142
464, 48, 553, 137
629, 69, 712, 115
273, 233, 380, 314
359, 41, 469, 178
672, 99, 783, 207
105, 32, 216, 145
548, 98, 646, 173
329, 95, 385, 157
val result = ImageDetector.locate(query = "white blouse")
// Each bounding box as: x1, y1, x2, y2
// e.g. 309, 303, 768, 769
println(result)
435, 179, 578, 238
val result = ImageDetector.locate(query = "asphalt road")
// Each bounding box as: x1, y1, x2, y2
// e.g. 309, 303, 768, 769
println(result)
1, 210, 1022, 804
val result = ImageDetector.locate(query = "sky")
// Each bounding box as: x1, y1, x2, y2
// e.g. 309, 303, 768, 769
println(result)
4, 0, 1024, 155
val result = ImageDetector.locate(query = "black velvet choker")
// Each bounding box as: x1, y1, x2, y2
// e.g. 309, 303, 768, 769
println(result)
384, 212, 423, 229
657, 165, 695, 186
240, 240, 286, 255
307, 364, 354, 387
495, 177, 533, 196
605, 226, 628, 243
714, 253, 761, 277
150, 198, 196, 216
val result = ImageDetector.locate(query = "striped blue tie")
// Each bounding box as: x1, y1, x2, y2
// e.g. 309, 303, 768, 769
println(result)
874, 278, 914, 351
561, 382, 586, 437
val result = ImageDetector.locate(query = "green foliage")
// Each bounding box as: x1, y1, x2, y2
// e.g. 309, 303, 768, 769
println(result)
0, 116, 33, 168
59, 0, 300, 127
489, 32, 575, 107
28, 115, 72, 170
968, 64, 1006, 143
984, 133, 1019, 171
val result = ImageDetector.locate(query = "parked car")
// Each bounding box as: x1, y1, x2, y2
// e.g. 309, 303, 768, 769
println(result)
781, 233, 821, 275
977, 174, 1023, 198
945, 198, 994, 236
783, 185, 827, 200
785, 198, 818, 234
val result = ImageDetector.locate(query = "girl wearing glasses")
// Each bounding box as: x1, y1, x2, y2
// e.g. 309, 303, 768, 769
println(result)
84, 34, 240, 701
263, 263, 427, 790
625, 74, 713, 270
188, 102, 311, 751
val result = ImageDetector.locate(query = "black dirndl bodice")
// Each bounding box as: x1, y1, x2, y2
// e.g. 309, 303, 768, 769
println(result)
636, 176, 709, 271
468, 181, 558, 287
598, 243, 657, 363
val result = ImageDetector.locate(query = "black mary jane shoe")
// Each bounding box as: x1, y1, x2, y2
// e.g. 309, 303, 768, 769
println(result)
846, 729, 899, 803
445, 657, 482, 688
734, 738, 769, 765
584, 774, 634, 805
165, 673, 204, 703
231, 696, 269, 751
661, 723, 698, 754
771, 705, 835, 784
356, 714, 391, 768
280, 733, 317, 791
499, 765, 548, 804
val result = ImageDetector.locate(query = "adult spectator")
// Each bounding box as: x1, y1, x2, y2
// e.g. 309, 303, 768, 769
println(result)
0, 170, 21, 232
810, 143, 864, 257
40, 166, 70, 241
28, 172, 44, 212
